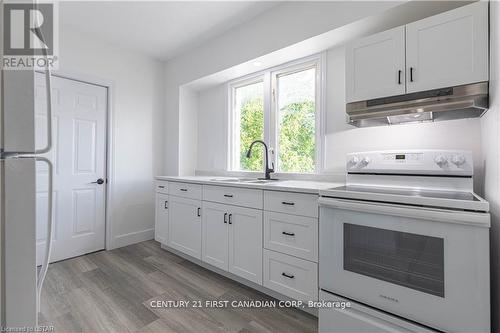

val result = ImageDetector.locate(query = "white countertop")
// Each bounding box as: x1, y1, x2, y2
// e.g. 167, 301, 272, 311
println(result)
155, 175, 342, 194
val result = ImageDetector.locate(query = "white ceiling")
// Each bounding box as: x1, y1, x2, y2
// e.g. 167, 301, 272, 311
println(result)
60, 1, 280, 60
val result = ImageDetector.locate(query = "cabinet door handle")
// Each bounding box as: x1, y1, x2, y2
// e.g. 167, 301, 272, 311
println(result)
282, 231, 295, 236
197, 207, 201, 217
224, 213, 228, 224
410, 67, 414, 82
224, 194, 233, 198
282, 272, 295, 279
228, 214, 232, 224
164, 201, 168, 209
398, 70, 402, 85
281, 201, 295, 206
180, 188, 188, 192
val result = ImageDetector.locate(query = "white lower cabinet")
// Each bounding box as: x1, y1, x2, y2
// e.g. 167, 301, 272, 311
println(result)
202, 202, 229, 270
202, 202, 263, 284
157, 181, 319, 305
263, 249, 318, 301
319, 291, 435, 333
228, 205, 263, 284
168, 195, 202, 259
264, 211, 318, 262
264, 191, 318, 218
155, 193, 169, 244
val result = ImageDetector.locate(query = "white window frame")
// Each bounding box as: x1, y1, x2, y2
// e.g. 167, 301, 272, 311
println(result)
226, 74, 268, 171
226, 53, 325, 174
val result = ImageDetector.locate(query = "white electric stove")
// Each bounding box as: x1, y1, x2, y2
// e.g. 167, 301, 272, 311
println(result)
318, 150, 490, 333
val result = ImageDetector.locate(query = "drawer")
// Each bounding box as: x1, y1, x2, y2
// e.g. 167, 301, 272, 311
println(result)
155, 180, 169, 194
319, 291, 436, 333
263, 249, 318, 301
203, 185, 263, 209
264, 191, 318, 218
264, 211, 318, 262
168, 181, 202, 200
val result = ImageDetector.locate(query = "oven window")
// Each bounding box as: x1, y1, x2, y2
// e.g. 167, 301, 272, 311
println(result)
344, 224, 444, 297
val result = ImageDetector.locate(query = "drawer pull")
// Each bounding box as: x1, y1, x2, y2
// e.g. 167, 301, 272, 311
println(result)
180, 188, 188, 192
281, 201, 295, 206
224, 194, 234, 198
158, 185, 165, 189
281, 272, 295, 279
164, 201, 168, 209
224, 213, 228, 224
282, 231, 295, 236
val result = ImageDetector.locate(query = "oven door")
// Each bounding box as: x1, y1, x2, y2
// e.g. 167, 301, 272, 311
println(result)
319, 197, 490, 333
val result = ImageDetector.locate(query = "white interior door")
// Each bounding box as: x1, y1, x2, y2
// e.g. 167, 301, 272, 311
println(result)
35, 73, 107, 265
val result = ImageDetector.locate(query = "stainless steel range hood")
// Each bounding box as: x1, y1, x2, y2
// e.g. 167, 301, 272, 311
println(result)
346, 82, 489, 127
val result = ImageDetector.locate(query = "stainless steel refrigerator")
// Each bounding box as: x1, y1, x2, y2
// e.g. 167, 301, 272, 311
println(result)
1, 66, 53, 327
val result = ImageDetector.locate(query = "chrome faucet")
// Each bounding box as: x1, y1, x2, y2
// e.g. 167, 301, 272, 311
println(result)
246, 140, 274, 180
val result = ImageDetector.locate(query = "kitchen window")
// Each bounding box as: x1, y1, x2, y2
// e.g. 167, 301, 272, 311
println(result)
228, 55, 323, 173
230, 79, 265, 172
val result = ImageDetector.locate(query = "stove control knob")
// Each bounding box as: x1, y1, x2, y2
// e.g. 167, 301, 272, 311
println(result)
358, 157, 371, 168
434, 155, 448, 168
347, 156, 359, 167
451, 154, 466, 167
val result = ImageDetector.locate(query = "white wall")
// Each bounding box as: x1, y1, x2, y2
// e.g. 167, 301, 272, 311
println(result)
178, 87, 199, 176
58, 25, 165, 248
198, 84, 227, 171
481, 1, 500, 331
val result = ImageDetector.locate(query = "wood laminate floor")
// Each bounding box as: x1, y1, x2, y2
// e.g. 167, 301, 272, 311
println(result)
40, 240, 318, 333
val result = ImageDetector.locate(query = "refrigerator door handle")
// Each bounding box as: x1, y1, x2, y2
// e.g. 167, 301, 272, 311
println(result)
35, 156, 54, 312
35, 53, 53, 154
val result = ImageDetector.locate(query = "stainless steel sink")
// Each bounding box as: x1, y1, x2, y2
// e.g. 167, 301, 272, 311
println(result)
209, 177, 253, 182
242, 179, 279, 184
208, 178, 240, 182
208, 177, 279, 184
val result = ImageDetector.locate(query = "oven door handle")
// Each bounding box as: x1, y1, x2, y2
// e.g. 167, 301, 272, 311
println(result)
318, 197, 490, 227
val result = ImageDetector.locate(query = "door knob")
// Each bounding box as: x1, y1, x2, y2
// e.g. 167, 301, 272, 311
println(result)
91, 178, 105, 185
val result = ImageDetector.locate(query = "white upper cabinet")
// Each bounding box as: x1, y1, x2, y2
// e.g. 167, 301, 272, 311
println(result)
346, 26, 406, 103
405, 1, 488, 93
345, 2, 488, 102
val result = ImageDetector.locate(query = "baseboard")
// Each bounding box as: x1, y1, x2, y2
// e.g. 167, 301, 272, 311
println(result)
159, 243, 318, 317
113, 228, 154, 249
